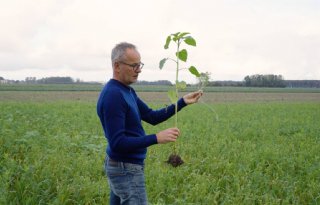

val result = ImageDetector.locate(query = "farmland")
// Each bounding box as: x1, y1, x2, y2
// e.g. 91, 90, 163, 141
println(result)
0, 85, 320, 204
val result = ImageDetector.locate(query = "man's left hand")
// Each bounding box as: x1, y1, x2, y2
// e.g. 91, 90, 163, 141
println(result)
183, 90, 203, 105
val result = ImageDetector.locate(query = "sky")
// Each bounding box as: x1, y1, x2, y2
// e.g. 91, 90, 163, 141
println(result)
1, 0, 320, 83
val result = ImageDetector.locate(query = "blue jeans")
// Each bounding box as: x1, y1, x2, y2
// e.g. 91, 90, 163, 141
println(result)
104, 156, 148, 205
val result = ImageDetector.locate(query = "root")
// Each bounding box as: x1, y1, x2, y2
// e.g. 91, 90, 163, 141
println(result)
166, 154, 184, 167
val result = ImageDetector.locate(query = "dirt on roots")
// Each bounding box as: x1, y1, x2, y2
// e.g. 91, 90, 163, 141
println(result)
166, 154, 184, 167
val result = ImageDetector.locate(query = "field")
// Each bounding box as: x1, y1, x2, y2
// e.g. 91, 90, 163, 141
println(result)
1, 83, 320, 93
1, 85, 320, 204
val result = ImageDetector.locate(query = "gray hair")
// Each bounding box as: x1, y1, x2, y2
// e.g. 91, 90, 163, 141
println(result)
111, 42, 137, 68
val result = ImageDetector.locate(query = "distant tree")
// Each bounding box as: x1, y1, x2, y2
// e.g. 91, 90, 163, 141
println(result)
135, 80, 172, 86
243, 74, 285, 87
208, 80, 243, 87
244, 75, 251, 86
37, 76, 74, 84
0, 76, 4, 80
25, 77, 37, 84
285, 80, 320, 88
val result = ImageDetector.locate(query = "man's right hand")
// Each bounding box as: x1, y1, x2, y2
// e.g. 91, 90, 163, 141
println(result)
156, 127, 180, 144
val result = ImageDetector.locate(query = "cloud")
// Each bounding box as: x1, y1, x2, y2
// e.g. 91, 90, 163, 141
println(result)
0, 0, 319, 82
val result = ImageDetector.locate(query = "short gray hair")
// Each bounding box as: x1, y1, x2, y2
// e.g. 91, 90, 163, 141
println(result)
111, 42, 137, 68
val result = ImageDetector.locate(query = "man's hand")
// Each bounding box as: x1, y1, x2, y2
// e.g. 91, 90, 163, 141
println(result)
183, 90, 203, 105
156, 128, 180, 144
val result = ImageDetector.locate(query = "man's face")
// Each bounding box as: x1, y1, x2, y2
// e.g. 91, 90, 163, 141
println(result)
115, 48, 142, 85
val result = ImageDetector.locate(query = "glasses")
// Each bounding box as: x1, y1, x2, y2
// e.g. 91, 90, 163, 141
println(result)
119, 61, 144, 71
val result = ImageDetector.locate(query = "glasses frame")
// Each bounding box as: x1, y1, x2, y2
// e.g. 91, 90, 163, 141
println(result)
118, 61, 144, 71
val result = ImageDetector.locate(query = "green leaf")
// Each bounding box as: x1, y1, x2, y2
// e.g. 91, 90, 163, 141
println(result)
164, 36, 171, 49
176, 49, 188, 62
189, 66, 200, 77
168, 89, 178, 104
178, 32, 190, 38
184, 36, 196, 46
172, 32, 180, 42
172, 32, 180, 37
159, 58, 167, 69
176, 81, 187, 90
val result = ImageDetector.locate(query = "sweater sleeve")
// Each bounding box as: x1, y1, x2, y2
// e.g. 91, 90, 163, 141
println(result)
101, 90, 157, 153
137, 97, 187, 125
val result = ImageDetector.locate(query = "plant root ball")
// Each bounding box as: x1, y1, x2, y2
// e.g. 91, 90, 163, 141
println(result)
166, 154, 184, 167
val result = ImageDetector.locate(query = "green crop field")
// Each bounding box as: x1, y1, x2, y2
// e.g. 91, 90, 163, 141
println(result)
0, 90, 320, 204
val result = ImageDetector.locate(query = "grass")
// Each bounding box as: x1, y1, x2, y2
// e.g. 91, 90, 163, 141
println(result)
0, 102, 108, 204
144, 102, 320, 204
0, 92, 319, 204
0, 84, 103, 91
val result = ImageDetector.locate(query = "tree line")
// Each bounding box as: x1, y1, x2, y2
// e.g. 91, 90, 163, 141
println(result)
134, 80, 172, 86
243, 74, 286, 87
206, 74, 320, 88
285, 80, 320, 88
1, 75, 320, 88
24, 76, 74, 84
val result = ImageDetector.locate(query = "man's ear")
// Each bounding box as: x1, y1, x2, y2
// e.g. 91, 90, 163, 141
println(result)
114, 62, 120, 73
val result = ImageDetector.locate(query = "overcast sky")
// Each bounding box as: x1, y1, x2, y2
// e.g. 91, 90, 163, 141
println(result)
1, 0, 319, 83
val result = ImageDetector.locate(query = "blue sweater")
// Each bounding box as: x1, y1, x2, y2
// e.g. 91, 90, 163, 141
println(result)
97, 79, 187, 165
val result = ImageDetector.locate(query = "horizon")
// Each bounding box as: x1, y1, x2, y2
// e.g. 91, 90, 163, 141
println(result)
1, 75, 320, 83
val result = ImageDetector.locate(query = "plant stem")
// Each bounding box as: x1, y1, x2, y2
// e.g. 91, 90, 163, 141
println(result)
173, 40, 180, 154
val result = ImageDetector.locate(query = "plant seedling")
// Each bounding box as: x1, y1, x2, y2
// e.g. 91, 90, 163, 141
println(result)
159, 32, 201, 167
196, 72, 220, 121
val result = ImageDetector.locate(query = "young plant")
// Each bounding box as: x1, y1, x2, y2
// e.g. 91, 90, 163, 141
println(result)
197, 72, 220, 121
197, 72, 210, 90
159, 32, 201, 167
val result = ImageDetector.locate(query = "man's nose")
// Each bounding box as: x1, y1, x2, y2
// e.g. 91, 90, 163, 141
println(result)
135, 68, 142, 73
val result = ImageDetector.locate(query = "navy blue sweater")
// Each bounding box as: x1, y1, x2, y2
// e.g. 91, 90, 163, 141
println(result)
97, 79, 187, 165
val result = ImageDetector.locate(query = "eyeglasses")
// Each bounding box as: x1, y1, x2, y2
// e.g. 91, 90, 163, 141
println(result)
119, 61, 144, 71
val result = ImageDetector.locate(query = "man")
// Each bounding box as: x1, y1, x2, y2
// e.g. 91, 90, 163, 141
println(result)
97, 42, 203, 205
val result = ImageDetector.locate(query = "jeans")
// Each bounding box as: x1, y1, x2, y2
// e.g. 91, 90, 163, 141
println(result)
104, 156, 147, 205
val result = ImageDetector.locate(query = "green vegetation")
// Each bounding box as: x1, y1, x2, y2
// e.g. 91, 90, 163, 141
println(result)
244, 74, 285, 87
0, 84, 103, 91
0, 102, 107, 204
1, 83, 319, 93
1, 92, 319, 204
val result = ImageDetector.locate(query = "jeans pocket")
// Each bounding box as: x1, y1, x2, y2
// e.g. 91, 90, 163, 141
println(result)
106, 163, 147, 204
107, 167, 133, 200
106, 165, 126, 177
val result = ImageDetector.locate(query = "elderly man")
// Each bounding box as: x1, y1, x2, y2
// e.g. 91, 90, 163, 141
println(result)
97, 42, 202, 205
